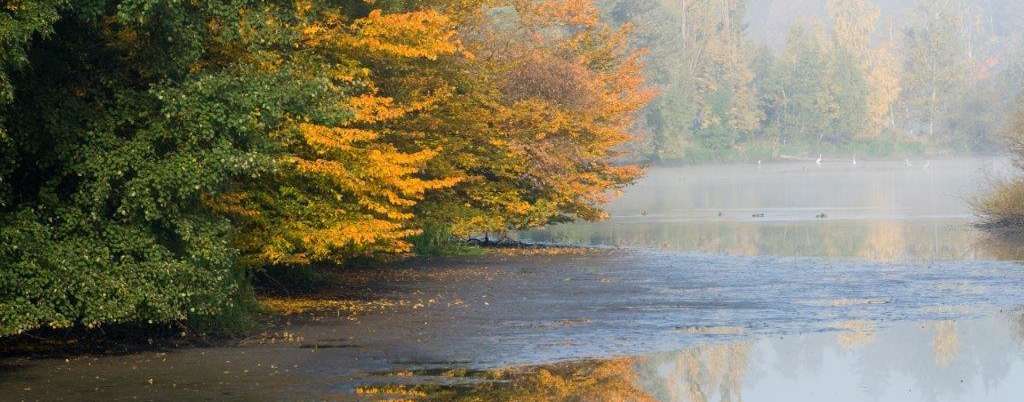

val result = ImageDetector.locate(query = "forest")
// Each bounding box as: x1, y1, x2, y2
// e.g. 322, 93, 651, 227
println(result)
3, 0, 1024, 337
0, 0, 650, 336
613, 0, 1024, 162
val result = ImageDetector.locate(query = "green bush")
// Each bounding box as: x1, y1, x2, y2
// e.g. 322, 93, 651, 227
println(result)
0, 210, 247, 336
411, 223, 484, 257
0, 2, 273, 336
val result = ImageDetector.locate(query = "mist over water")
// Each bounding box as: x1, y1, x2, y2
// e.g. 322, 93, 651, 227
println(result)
519, 158, 1018, 261
503, 157, 1024, 401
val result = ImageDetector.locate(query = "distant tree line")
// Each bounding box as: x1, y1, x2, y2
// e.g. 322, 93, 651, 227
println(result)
604, 0, 1024, 162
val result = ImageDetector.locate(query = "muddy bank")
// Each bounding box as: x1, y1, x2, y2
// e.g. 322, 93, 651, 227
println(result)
0, 250, 616, 401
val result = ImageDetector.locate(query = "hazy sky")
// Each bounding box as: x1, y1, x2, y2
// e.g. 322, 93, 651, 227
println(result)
746, 0, 913, 46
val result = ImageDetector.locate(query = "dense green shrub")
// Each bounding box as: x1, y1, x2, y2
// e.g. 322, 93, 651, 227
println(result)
0, 1, 274, 336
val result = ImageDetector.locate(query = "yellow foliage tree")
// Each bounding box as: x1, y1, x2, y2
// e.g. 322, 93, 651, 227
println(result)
398, 0, 654, 236
206, 3, 463, 266
209, 0, 652, 261
864, 43, 902, 139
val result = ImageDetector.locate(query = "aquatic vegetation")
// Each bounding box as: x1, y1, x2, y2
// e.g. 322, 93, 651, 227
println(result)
975, 98, 1024, 233
973, 178, 1024, 230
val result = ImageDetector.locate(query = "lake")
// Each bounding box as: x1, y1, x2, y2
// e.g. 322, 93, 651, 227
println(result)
4, 157, 1024, 401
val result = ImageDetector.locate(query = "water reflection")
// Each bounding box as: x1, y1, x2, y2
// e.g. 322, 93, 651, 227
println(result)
387, 313, 1024, 401
832, 320, 876, 350
635, 314, 1024, 402
517, 158, 1018, 262
636, 343, 750, 402
519, 219, 1007, 261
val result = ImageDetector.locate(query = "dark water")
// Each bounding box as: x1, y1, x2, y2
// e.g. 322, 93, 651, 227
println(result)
5, 158, 1024, 401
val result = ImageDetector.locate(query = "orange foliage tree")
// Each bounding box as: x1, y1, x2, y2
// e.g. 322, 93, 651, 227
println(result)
206, 2, 463, 266
213, 0, 651, 264
373, 0, 655, 238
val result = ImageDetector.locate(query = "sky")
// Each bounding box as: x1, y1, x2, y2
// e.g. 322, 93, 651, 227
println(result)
746, 0, 912, 47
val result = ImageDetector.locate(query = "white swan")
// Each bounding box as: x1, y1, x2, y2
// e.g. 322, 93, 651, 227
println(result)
905, 158, 913, 167
816, 154, 823, 166
852, 155, 857, 165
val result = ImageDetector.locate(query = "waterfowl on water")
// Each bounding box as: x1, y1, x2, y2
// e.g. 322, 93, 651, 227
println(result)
752, 212, 766, 218
816, 154, 823, 166
816, 213, 828, 219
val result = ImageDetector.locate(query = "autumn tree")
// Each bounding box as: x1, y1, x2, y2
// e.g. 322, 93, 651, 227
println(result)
605, 0, 694, 160
827, 0, 879, 62
205, 3, 464, 266
396, 0, 652, 237
900, 0, 968, 141
864, 43, 902, 138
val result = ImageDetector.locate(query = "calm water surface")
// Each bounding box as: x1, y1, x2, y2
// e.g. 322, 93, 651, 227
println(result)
519, 158, 1017, 260
506, 157, 1024, 401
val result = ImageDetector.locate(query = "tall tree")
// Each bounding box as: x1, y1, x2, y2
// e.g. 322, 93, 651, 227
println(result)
900, 0, 968, 140
825, 0, 878, 142
778, 22, 836, 144
403, 0, 652, 236
686, 0, 761, 153
827, 0, 881, 63
864, 43, 902, 138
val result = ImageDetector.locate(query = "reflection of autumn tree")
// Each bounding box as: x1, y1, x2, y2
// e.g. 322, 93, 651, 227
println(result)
407, 359, 656, 401
1012, 312, 1024, 346
932, 321, 960, 368
638, 342, 751, 402
690, 223, 761, 256
974, 233, 1024, 261
833, 320, 878, 350
727, 224, 762, 256
858, 220, 906, 262
531, 218, 1000, 260
524, 359, 656, 402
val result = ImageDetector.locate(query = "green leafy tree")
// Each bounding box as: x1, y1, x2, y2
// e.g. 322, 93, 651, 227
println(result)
1, 0, 274, 335
900, 0, 968, 141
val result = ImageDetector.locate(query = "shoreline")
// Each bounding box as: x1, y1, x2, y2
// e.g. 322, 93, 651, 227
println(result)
0, 245, 607, 359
